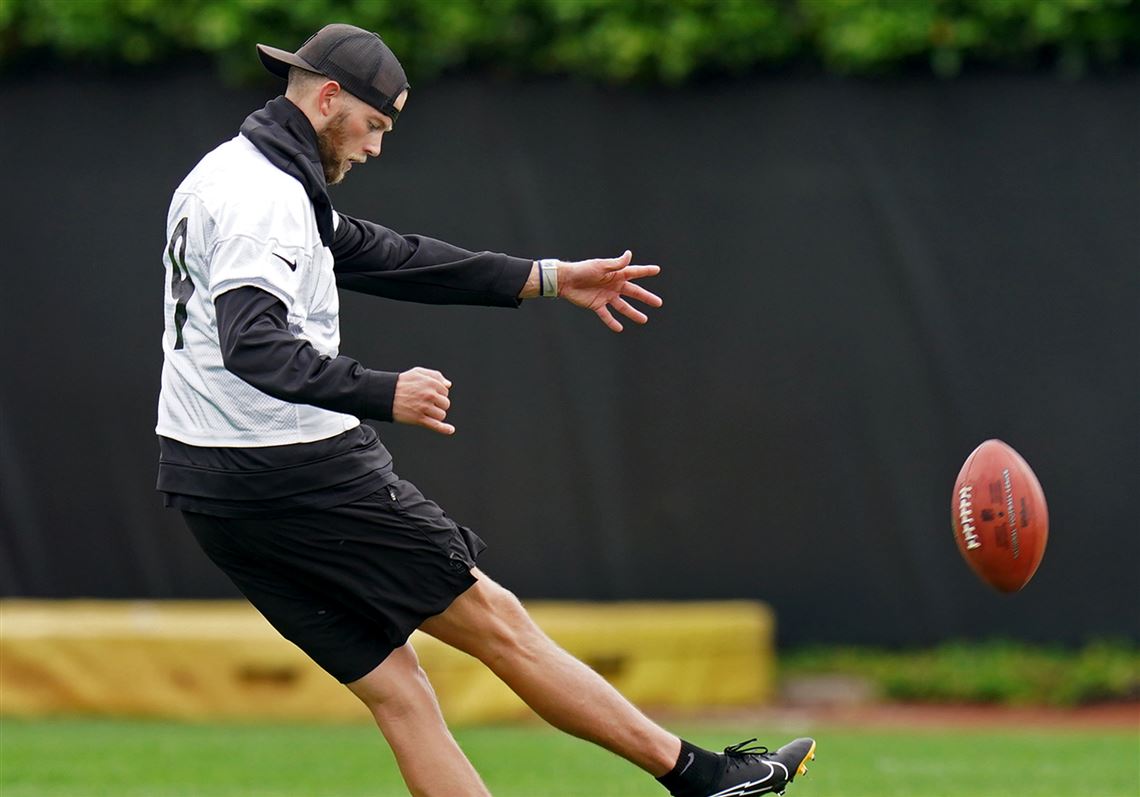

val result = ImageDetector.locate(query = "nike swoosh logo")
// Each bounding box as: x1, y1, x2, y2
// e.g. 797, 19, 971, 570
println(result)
273, 253, 297, 271
678, 751, 696, 776
707, 762, 782, 797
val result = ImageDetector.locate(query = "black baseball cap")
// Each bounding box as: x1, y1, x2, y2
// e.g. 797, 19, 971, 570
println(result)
257, 24, 409, 120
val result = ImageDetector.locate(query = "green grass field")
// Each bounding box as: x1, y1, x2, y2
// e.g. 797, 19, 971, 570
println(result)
2, 718, 1137, 797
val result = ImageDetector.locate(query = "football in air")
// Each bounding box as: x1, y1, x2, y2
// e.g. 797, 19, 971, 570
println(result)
951, 439, 1049, 593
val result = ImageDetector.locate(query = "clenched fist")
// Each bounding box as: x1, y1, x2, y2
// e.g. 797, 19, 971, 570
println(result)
393, 367, 455, 435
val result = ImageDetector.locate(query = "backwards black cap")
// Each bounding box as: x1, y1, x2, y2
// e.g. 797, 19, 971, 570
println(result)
256, 24, 409, 120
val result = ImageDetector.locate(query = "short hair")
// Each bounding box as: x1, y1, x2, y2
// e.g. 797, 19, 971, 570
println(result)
285, 65, 366, 110
286, 66, 328, 94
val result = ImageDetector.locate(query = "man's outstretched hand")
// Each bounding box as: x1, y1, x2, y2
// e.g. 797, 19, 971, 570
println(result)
557, 250, 663, 332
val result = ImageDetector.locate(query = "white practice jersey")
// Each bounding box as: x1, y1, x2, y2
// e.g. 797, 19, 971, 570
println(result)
156, 134, 360, 447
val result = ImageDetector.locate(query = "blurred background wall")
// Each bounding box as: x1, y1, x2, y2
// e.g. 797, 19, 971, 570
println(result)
1, 0, 1137, 647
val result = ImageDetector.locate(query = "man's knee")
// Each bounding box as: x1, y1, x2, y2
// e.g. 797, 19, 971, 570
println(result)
347, 643, 437, 714
420, 570, 551, 665
494, 599, 555, 669
464, 577, 547, 662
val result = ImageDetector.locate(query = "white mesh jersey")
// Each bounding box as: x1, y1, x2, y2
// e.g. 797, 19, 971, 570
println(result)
156, 134, 360, 447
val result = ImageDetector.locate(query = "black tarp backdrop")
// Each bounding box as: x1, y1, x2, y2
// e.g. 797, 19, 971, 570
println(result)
0, 67, 1137, 646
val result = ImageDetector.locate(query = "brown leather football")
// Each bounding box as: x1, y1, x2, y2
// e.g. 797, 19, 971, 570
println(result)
952, 439, 1049, 593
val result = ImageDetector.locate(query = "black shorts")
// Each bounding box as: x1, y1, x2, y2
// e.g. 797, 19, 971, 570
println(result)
182, 479, 485, 683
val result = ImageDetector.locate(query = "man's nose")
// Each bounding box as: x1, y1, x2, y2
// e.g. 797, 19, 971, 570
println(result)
364, 135, 382, 157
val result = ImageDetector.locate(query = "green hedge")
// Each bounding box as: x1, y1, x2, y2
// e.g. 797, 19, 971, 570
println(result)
782, 640, 1140, 706
3, 0, 1137, 83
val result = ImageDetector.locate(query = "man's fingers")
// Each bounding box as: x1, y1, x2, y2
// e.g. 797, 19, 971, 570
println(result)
620, 282, 663, 308
612, 297, 648, 325
618, 264, 660, 280
415, 366, 451, 390
604, 250, 633, 271
595, 305, 623, 332
423, 418, 456, 435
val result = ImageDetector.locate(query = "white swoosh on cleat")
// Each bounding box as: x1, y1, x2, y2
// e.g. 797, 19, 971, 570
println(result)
707, 761, 790, 797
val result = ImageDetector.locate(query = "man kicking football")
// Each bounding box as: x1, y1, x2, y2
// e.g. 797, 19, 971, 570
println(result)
156, 22, 816, 797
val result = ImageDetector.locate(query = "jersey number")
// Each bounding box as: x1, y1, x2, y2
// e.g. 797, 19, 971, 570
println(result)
166, 216, 195, 350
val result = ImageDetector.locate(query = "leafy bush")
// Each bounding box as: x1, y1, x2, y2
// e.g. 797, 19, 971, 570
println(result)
2, 0, 1137, 83
782, 639, 1140, 706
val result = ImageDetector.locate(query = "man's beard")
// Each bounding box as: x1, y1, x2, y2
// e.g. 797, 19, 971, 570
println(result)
316, 111, 351, 185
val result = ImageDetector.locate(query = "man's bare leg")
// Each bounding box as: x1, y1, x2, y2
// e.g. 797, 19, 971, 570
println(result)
347, 642, 491, 797
419, 569, 681, 776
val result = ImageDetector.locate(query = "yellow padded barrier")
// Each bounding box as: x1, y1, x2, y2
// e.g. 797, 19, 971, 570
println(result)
1, 600, 773, 724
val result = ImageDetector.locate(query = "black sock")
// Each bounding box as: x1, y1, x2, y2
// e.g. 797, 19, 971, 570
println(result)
656, 739, 722, 797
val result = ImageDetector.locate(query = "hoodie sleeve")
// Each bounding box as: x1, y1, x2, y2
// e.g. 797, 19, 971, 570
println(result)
330, 212, 533, 306
214, 285, 399, 422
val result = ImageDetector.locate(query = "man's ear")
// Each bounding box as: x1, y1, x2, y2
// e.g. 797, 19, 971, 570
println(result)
316, 80, 342, 118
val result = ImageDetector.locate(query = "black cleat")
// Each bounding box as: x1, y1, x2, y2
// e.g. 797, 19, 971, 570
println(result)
705, 737, 816, 797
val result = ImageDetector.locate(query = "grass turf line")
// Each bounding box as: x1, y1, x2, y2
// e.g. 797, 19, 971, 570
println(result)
2, 719, 1137, 797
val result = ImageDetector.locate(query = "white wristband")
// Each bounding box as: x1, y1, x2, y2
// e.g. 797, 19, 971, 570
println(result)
539, 259, 559, 298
